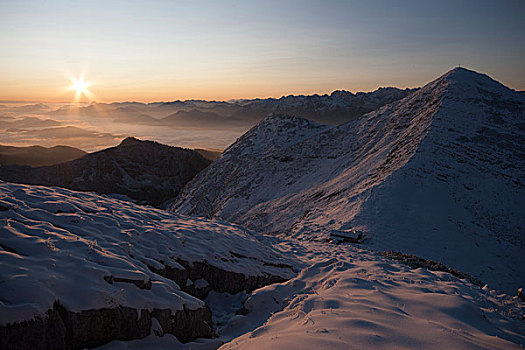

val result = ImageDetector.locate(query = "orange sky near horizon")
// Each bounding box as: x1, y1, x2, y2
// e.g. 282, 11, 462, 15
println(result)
1, 1, 523, 103
2, 65, 523, 104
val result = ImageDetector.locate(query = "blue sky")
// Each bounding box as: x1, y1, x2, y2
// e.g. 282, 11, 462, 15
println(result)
1, 0, 523, 101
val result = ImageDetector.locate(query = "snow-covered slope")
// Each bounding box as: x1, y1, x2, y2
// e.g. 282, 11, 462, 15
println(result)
225, 114, 331, 157
173, 68, 525, 293
96, 237, 525, 350
2, 179, 524, 349
0, 181, 292, 348
219, 241, 525, 349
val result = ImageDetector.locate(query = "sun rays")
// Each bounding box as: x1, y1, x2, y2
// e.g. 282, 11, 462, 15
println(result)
69, 76, 95, 102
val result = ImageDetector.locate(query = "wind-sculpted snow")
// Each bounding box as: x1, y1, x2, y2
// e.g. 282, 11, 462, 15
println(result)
2, 180, 525, 349
219, 241, 525, 349
173, 68, 525, 292
0, 181, 292, 327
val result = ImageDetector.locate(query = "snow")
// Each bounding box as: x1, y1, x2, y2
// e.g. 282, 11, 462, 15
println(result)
173, 67, 525, 293
205, 291, 249, 334
218, 241, 525, 349
223, 113, 331, 157
98, 236, 525, 349
0, 181, 292, 325
195, 279, 210, 289
2, 68, 525, 349
98, 331, 222, 350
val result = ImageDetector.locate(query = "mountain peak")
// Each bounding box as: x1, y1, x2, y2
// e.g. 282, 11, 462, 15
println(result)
118, 137, 155, 147
440, 67, 505, 90
223, 113, 330, 157
119, 136, 142, 146
174, 68, 525, 292
435, 66, 525, 105
442, 66, 487, 81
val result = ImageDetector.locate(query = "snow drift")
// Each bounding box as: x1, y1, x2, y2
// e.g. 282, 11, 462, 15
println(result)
0, 181, 292, 348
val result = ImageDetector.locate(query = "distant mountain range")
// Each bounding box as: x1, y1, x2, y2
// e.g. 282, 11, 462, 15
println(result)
173, 68, 525, 293
0, 137, 210, 207
0, 144, 86, 167
49, 87, 415, 128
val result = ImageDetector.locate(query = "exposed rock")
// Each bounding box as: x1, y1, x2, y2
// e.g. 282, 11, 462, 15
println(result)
518, 288, 525, 302
150, 258, 290, 300
0, 182, 294, 349
0, 301, 212, 350
328, 229, 363, 244
379, 250, 484, 286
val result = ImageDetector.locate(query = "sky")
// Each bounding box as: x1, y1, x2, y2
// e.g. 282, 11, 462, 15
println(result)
1, 0, 524, 102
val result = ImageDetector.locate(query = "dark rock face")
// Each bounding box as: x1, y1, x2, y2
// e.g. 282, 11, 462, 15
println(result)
0, 260, 288, 350
150, 258, 290, 300
0, 302, 212, 350
0, 256, 289, 349
0, 138, 210, 207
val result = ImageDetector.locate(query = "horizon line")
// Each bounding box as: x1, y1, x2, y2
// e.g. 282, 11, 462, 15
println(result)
0, 86, 418, 105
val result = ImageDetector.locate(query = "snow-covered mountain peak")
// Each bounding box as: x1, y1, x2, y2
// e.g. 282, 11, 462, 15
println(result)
435, 67, 523, 101
174, 68, 525, 292
224, 113, 330, 158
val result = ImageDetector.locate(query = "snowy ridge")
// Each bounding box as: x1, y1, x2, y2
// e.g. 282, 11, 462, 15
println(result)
174, 114, 331, 218
173, 68, 525, 292
0, 181, 292, 325
224, 113, 331, 157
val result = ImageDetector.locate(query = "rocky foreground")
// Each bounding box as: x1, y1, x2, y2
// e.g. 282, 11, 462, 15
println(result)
0, 182, 293, 349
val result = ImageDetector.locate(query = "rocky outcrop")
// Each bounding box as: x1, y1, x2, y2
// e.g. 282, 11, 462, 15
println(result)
378, 250, 484, 286
150, 258, 291, 300
0, 137, 210, 207
0, 301, 212, 350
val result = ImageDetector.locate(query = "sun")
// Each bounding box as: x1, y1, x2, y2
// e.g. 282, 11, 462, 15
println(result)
71, 78, 89, 94
69, 76, 94, 102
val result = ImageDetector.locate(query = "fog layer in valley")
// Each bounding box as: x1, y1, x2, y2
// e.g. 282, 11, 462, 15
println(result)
0, 87, 411, 152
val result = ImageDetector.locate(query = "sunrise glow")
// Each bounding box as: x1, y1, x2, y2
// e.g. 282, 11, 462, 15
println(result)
70, 77, 94, 101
